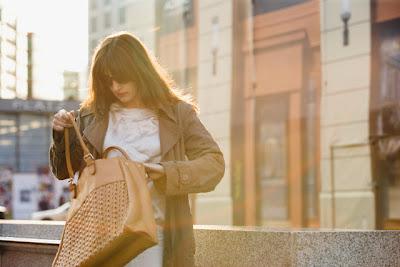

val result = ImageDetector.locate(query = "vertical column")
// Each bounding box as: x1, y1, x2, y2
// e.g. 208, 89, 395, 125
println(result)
195, 0, 233, 225
289, 91, 303, 227
319, 0, 374, 229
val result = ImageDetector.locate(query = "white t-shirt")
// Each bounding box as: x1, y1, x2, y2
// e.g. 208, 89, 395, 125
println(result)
103, 102, 165, 225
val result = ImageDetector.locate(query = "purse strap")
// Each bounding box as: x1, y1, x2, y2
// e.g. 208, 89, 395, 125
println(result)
103, 145, 131, 160
64, 113, 96, 180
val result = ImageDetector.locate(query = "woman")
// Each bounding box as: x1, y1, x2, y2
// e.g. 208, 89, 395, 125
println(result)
49, 31, 225, 266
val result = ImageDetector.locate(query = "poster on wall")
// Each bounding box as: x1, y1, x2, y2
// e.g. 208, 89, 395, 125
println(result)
0, 167, 13, 219
37, 166, 56, 211
12, 173, 38, 219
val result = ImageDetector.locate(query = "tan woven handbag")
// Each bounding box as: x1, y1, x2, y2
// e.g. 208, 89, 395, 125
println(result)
52, 114, 158, 267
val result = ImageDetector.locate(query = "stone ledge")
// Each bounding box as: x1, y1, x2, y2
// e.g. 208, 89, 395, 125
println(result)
0, 220, 64, 240
0, 221, 399, 267
194, 225, 400, 266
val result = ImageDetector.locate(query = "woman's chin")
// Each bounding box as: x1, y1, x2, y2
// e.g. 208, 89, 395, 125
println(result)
120, 100, 141, 108
118, 97, 132, 105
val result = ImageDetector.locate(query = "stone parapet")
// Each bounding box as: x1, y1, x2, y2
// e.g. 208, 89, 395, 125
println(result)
0, 221, 399, 266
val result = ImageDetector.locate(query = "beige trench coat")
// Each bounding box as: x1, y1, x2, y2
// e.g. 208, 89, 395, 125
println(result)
49, 100, 225, 267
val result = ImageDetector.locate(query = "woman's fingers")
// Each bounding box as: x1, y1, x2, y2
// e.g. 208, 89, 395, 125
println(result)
52, 119, 67, 132
143, 163, 165, 174
64, 111, 75, 127
52, 109, 74, 132
52, 121, 65, 132
59, 110, 73, 124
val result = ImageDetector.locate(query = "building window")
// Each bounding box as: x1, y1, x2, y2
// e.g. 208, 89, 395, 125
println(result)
253, 0, 308, 16
104, 12, 111, 28
90, 39, 98, 53
119, 7, 126, 25
255, 95, 289, 223
0, 114, 51, 173
170, 67, 197, 97
90, 0, 97, 10
0, 114, 17, 171
18, 115, 50, 172
90, 17, 97, 33
157, 0, 194, 35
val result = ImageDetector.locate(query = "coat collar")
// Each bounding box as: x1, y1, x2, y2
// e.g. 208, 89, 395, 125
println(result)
81, 102, 181, 160
80, 102, 177, 122
158, 102, 177, 123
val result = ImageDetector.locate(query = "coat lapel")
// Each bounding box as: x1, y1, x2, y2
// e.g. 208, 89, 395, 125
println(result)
82, 112, 109, 157
158, 103, 181, 161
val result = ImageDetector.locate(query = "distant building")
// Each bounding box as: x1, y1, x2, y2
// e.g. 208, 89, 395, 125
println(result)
0, 99, 76, 173
0, 3, 81, 219
0, 2, 37, 100
88, 0, 156, 57
63, 71, 80, 101
0, 3, 18, 98
0, 98, 79, 219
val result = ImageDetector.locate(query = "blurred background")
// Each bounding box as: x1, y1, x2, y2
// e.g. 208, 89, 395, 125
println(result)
0, 0, 399, 231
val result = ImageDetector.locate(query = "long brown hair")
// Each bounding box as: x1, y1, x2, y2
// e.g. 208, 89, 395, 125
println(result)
82, 31, 197, 117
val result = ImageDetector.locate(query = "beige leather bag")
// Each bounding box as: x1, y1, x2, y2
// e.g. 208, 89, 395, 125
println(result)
52, 114, 157, 267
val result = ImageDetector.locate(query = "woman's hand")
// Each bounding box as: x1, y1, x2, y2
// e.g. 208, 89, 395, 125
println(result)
143, 163, 165, 180
52, 109, 74, 132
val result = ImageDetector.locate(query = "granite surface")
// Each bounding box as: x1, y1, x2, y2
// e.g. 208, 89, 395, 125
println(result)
0, 221, 399, 267
292, 231, 400, 267
194, 227, 292, 266
193, 225, 400, 267
0, 220, 64, 241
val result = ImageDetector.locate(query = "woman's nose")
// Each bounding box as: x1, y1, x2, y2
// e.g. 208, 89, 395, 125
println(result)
112, 80, 122, 90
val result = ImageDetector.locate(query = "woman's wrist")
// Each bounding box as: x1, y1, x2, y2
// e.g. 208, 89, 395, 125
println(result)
143, 163, 165, 180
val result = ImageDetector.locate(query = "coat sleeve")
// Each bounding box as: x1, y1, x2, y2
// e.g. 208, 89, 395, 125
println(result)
49, 111, 84, 180
157, 103, 225, 196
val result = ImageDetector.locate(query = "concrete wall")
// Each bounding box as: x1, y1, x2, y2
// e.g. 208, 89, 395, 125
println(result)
319, 0, 374, 229
195, 0, 233, 225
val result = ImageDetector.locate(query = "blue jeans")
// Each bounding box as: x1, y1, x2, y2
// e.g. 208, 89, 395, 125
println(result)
124, 227, 164, 267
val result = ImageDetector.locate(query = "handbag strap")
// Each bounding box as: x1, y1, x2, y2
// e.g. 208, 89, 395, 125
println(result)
64, 129, 75, 179
102, 146, 132, 160
64, 113, 96, 180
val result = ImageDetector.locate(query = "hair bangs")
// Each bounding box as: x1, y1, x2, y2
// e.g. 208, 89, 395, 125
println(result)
103, 44, 137, 84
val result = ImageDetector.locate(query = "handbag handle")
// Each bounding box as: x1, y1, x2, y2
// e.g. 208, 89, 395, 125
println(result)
64, 113, 96, 180
102, 146, 132, 160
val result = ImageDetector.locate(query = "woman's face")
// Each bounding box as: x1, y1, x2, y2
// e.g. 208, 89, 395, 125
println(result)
109, 80, 142, 108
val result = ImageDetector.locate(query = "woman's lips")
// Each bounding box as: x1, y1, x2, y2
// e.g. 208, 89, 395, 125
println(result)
116, 92, 127, 97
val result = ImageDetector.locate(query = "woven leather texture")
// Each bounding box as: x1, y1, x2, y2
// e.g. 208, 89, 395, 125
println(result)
53, 180, 128, 266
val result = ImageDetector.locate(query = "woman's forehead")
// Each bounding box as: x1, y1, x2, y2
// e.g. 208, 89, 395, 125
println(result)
102, 61, 124, 77
96, 49, 134, 81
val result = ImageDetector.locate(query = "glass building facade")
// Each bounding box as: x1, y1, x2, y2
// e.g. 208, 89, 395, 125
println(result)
0, 99, 79, 173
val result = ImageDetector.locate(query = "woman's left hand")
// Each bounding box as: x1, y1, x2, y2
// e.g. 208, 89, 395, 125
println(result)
143, 163, 165, 180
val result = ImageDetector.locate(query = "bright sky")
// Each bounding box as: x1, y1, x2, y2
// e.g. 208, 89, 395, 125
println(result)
6, 0, 88, 100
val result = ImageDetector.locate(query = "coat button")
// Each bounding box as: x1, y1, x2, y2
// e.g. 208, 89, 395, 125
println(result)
181, 174, 190, 184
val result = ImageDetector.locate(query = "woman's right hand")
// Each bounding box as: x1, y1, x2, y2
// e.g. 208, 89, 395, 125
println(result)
52, 109, 74, 132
